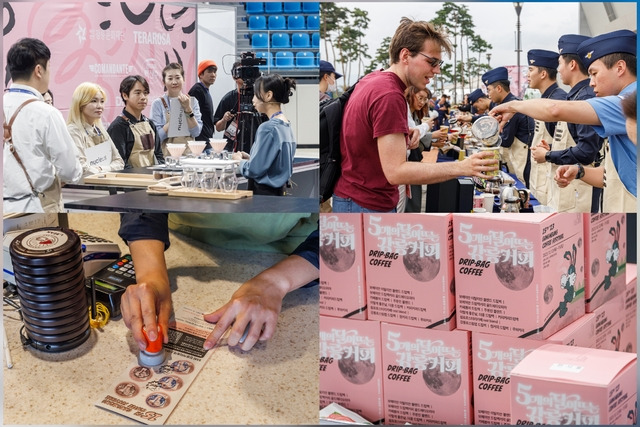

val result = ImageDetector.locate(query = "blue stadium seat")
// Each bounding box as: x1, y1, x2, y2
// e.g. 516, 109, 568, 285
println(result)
248, 15, 267, 30
271, 32, 290, 48
307, 15, 320, 30
246, 2, 264, 14
251, 33, 269, 49
264, 2, 283, 14
315, 52, 320, 66
275, 51, 294, 67
291, 33, 310, 48
283, 2, 301, 13
287, 14, 306, 30
302, 2, 320, 13
311, 32, 320, 48
296, 51, 315, 68
268, 15, 286, 30
256, 51, 273, 69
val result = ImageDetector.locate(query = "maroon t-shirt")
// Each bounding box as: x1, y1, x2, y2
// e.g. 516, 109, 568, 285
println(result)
333, 71, 409, 211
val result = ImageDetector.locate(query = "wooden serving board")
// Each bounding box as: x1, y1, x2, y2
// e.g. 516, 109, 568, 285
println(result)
168, 187, 253, 199
83, 173, 158, 187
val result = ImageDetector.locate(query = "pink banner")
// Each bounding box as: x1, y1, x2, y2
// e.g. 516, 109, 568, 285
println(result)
505, 65, 528, 98
3, 2, 196, 123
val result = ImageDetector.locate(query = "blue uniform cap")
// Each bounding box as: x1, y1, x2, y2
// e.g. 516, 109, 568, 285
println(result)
577, 29, 636, 69
482, 67, 509, 87
319, 60, 342, 79
527, 49, 559, 69
558, 34, 591, 55
468, 88, 486, 104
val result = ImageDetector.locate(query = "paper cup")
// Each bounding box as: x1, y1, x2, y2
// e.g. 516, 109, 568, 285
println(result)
479, 147, 500, 177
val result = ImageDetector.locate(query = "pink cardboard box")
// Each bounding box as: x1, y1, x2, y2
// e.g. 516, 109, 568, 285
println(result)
363, 213, 455, 330
619, 264, 637, 354
473, 318, 596, 425
320, 214, 367, 319
319, 316, 384, 423
453, 213, 585, 339
583, 214, 627, 312
593, 292, 626, 351
510, 344, 637, 425
381, 323, 472, 425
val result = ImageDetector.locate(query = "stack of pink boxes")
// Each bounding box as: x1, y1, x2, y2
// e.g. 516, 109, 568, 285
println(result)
319, 213, 637, 425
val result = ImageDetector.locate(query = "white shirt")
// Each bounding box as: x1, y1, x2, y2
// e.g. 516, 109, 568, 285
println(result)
3, 83, 82, 212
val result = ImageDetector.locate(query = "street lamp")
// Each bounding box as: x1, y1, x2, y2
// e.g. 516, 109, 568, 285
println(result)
514, 2, 523, 97
486, 53, 492, 67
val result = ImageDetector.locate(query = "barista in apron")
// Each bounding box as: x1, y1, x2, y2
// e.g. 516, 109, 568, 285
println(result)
150, 63, 202, 158
526, 49, 567, 205
482, 67, 534, 187
107, 75, 164, 168
602, 139, 636, 212
66, 83, 124, 177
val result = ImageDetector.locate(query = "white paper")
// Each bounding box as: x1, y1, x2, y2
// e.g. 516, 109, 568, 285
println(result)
85, 141, 113, 168
95, 306, 215, 424
168, 98, 191, 138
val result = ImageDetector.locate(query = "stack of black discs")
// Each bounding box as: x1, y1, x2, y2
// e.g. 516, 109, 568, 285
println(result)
9, 227, 90, 352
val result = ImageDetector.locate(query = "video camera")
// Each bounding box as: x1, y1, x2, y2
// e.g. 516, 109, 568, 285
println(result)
232, 51, 266, 84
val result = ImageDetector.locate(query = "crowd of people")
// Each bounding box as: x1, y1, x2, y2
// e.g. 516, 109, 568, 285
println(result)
326, 18, 636, 214
3, 37, 300, 214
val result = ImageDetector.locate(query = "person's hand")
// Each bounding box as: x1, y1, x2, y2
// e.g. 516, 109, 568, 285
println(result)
202, 276, 288, 351
490, 102, 516, 128
223, 111, 235, 122
407, 128, 420, 150
531, 141, 550, 164
177, 93, 191, 111
555, 164, 579, 188
121, 280, 172, 350
460, 150, 500, 179
430, 128, 447, 141
231, 151, 247, 160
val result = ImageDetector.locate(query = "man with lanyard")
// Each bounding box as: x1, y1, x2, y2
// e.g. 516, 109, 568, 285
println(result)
535, 35, 605, 212
188, 59, 218, 151
491, 29, 636, 213
319, 60, 341, 102
3, 38, 82, 213
482, 67, 534, 188
526, 49, 567, 205
108, 75, 164, 168
213, 62, 266, 153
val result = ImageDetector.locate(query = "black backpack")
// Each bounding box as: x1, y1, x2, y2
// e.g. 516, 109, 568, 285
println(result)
319, 80, 359, 203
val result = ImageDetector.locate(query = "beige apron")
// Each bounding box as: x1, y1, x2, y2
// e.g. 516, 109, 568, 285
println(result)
529, 120, 552, 205
546, 121, 594, 212
84, 128, 112, 169
160, 97, 191, 158
501, 137, 529, 185
602, 139, 636, 212
125, 117, 157, 168
38, 179, 63, 212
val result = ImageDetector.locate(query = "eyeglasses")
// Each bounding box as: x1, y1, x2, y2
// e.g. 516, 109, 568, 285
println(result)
416, 97, 428, 103
417, 52, 444, 68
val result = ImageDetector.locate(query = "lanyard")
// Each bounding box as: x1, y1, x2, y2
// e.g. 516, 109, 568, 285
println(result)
270, 111, 283, 120
7, 88, 39, 97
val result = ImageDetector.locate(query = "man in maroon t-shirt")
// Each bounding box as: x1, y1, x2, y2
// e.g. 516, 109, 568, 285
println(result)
332, 18, 498, 213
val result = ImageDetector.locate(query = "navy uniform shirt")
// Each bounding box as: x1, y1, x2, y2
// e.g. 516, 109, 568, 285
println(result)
547, 78, 604, 165
540, 82, 567, 137
499, 93, 534, 148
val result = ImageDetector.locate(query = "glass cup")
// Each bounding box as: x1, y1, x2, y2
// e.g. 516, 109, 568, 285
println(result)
201, 167, 218, 192
219, 165, 238, 193
181, 166, 197, 189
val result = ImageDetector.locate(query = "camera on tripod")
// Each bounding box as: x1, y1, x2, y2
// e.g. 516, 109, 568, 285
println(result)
232, 51, 266, 83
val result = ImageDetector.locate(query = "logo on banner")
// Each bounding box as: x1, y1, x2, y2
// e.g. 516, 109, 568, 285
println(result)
76, 25, 87, 43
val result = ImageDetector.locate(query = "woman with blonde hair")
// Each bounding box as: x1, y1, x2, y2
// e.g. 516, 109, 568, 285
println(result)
67, 82, 124, 176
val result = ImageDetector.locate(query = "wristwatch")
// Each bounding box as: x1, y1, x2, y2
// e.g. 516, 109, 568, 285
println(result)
544, 151, 551, 162
186, 110, 195, 118
575, 163, 585, 180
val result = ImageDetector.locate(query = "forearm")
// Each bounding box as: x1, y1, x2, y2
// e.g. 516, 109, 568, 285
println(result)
251, 254, 319, 297
129, 239, 170, 292
384, 159, 467, 185
502, 99, 600, 126
581, 165, 605, 188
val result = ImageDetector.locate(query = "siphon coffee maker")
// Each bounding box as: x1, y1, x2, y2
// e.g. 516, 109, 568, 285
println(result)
471, 115, 502, 194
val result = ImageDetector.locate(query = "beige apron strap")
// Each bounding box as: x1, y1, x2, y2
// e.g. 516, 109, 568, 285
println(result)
547, 121, 593, 212
602, 140, 636, 212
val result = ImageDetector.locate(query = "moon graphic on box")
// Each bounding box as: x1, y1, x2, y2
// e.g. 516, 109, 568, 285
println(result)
337, 352, 376, 385
591, 258, 600, 278
403, 252, 440, 282
422, 366, 462, 396
320, 244, 356, 273
494, 260, 534, 290
543, 285, 554, 304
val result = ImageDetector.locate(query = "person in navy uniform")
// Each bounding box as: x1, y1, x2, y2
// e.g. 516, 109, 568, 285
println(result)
482, 67, 534, 187
491, 29, 636, 213
458, 88, 493, 124
532, 35, 605, 212
526, 49, 567, 205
